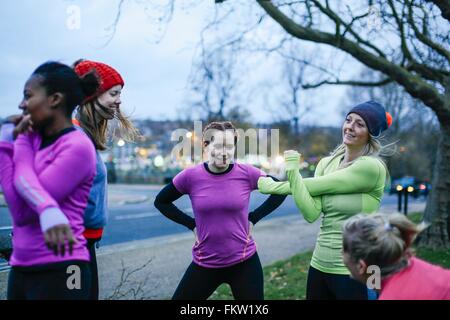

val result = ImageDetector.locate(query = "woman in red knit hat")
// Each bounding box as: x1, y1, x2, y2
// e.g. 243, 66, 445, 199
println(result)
73, 59, 139, 300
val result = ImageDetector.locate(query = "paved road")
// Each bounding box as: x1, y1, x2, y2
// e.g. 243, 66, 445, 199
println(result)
1, 184, 427, 247
101, 185, 427, 246
0, 184, 426, 272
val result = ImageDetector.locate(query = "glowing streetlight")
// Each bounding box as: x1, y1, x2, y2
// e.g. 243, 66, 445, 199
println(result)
117, 139, 125, 147
275, 155, 284, 165
138, 148, 148, 158
154, 155, 164, 168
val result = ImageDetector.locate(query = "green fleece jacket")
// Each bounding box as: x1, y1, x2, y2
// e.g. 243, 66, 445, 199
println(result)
258, 153, 386, 275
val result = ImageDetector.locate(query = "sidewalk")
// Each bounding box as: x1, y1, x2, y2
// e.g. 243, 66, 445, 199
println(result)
1, 185, 158, 208
98, 214, 321, 299
0, 201, 425, 300
107, 184, 159, 206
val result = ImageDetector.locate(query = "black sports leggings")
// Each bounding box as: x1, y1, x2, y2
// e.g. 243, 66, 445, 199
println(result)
87, 239, 100, 300
7, 260, 91, 300
172, 252, 264, 300
306, 266, 369, 300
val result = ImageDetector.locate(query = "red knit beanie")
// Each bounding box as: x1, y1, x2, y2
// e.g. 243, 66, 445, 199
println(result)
74, 60, 124, 102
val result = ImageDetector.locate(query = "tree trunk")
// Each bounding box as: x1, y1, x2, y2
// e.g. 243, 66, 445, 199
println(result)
419, 123, 450, 247
419, 81, 450, 248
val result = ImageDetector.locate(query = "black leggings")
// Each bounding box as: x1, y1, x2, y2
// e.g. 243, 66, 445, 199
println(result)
306, 266, 369, 300
7, 260, 91, 300
87, 239, 100, 300
172, 252, 264, 300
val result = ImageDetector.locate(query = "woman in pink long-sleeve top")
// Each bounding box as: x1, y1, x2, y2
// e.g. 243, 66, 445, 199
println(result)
0, 61, 98, 300
342, 213, 450, 300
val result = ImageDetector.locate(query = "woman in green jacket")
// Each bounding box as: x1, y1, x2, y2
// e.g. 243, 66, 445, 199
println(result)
258, 101, 392, 300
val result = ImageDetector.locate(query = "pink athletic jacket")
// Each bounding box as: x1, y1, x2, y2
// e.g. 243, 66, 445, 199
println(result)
0, 127, 96, 267
379, 257, 450, 300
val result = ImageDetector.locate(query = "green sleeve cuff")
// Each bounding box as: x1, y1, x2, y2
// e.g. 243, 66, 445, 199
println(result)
258, 176, 273, 194
285, 153, 300, 171
257, 177, 291, 195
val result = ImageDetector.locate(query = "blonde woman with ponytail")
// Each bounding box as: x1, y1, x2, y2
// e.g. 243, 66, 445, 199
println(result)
258, 101, 393, 300
73, 59, 140, 300
342, 213, 450, 300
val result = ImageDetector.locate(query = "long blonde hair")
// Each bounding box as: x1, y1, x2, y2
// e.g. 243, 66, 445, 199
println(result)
343, 213, 427, 277
76, 102, 140, 151
330, 134, 392, 166
327, 134, 396, 183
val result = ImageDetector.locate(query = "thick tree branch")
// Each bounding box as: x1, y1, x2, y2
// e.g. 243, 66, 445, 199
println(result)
256, 0, 448, 121
302, 77, 392, 89
406, 62, 448, 84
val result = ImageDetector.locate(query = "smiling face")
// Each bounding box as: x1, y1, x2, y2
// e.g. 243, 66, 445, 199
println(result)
203, 129, 236, 169
18, 74, 59, 130
342, 113, 370, 148
95, 84, 122, 120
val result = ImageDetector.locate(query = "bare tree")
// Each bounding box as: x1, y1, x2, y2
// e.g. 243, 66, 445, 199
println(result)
105, 0, 449, 246
281, 54, 311, 134
209, 0, 449, 247
187, 44, 241, 121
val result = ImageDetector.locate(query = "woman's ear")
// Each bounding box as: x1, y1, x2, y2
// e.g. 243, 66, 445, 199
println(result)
48, 92, 64, 109
357, 259, 368, 276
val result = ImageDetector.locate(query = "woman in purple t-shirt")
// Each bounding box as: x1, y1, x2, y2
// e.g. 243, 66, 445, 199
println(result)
154, 121, 286, 300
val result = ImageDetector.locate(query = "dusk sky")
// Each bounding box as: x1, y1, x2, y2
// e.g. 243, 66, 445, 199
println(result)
0, 0, 350, 126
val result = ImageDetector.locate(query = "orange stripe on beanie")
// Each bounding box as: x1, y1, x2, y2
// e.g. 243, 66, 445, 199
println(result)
386, 112, 393, 128
74, 60, 124, 103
